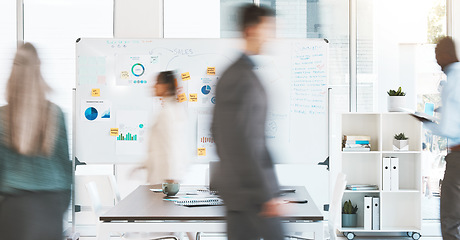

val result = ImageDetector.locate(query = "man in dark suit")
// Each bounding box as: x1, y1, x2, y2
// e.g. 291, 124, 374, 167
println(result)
211, 4, 283, 240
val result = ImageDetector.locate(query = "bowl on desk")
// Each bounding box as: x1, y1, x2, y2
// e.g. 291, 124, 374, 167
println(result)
162, 182, 180, 196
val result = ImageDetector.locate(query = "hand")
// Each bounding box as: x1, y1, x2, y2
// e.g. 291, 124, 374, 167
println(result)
260, 198, 284, 217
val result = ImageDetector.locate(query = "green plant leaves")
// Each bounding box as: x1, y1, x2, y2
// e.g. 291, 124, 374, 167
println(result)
387, 86, 406, 96
394, 132, 409, 140
342, 199, 358, 214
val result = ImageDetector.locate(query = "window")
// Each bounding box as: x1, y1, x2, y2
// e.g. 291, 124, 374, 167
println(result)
356, 0, 447, 221
356, 0, 446, 113
220, 0, 253, 38
24, 0, 114, 151
0, 1, 17, 106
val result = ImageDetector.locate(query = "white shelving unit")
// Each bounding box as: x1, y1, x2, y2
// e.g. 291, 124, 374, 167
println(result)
334, 113, 422, 240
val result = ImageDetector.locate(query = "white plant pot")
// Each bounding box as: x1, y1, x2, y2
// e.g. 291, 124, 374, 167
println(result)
388, 96, 406, 112
393, 139, 409, 151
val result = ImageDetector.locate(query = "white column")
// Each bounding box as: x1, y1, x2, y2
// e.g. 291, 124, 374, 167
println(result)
114, 0, 163, 38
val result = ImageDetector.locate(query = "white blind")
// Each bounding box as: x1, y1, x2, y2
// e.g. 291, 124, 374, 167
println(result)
0, 1, 17, 106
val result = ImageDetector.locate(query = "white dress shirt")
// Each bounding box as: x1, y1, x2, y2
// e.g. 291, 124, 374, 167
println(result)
424, 62, 460, 147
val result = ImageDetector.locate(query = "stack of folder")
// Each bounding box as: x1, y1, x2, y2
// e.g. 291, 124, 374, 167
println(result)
364, 196, 380, 230
343, 135, 371, 151
382, 157, 399, 191
346, 184, 379, 191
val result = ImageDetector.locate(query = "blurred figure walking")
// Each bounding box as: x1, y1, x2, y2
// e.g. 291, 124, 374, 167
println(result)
144, 71, 188, 186
212, 4, 284, 240
415, 36, 460, 240
0, 43, 72, 240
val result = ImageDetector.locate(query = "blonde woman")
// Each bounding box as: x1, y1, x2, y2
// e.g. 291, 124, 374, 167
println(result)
0, 43, 72, 240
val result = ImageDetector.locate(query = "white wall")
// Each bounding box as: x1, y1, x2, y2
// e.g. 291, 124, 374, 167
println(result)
114, 0, 163, 38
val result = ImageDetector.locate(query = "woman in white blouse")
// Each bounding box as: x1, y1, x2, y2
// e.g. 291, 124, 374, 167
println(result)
143, 71, 194, 239
144, 71, 188, 185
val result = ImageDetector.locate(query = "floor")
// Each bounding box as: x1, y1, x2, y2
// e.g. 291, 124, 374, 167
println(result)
78, 235, 443, 240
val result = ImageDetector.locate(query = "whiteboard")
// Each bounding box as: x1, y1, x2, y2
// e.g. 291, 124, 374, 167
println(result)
75, 38, 328, 164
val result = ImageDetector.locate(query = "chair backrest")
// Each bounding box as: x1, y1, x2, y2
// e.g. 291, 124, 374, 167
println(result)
75, 175, 121, 206
75, 175, 121, 224
85, 181, 104, 218
328, 172, 347, 240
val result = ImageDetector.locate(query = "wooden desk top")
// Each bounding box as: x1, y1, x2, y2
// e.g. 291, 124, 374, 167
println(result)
100, 185, 324, 222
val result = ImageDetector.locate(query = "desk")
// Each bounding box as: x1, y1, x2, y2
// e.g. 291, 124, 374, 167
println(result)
98, 185, 324, 239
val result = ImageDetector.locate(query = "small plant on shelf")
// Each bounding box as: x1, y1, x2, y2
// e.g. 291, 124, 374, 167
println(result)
387, 87, 406, 96
342, 200, 358, 214
394, 133, 409, 140
342, 200, 358, 227
387, 87, 406, 112
393, 132, 409, 151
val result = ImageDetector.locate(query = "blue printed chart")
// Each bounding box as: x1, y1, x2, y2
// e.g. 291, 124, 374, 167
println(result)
201, 85, 211, 95
81, 100, 111, 122
85, 107, 98, 121
196, 76, 218, 106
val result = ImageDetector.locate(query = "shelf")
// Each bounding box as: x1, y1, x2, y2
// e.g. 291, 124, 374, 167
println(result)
342, 151, 381, 154
342, 151, 422, 154
344, 190, 380, 193
340, 226, 421, 232
337, 113, 422, 234
344, 189, 419, 193
381, 189, 419, 193
381, 151, 421, 154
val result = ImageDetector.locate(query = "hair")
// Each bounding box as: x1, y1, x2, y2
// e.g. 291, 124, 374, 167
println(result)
239, 4, 275, 31
157, 71, 177, 96
436, 36, 459, 61
5, 42, 57, 156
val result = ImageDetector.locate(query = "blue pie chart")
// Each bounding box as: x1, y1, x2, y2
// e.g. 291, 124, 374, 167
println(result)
85, 107, 98, 121
201, 85, 211, 95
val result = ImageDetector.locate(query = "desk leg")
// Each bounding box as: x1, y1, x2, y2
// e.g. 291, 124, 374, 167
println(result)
97, 222, 111, 240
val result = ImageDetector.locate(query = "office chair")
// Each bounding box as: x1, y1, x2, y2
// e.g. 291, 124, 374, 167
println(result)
85, 181, 179, 240
286, 172, 347, 240
75, 174, 121, 226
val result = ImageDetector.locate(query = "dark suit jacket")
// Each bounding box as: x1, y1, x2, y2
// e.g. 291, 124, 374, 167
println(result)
212, 54, 280, 211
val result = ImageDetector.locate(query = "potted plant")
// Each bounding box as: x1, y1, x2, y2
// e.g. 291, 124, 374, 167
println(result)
342, 199, 358, 227
387, 87, 406, 112
393, 133, 409, 151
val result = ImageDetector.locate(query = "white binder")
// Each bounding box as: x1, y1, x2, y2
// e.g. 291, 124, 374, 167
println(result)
382, 157, 391, 191
364, 196, 373, 230
372, 197, 380, 230
390, 157, 399, 191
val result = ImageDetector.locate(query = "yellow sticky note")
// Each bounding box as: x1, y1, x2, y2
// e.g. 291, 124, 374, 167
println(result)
181, 72, 191, 81
121, 71, 129, 79
110, 128, 119, 136
207, 67, 216, 75
189, 93, 197, 102
197, 148, 206, 156
178, 93, 187, 102
91, 88, 100, 97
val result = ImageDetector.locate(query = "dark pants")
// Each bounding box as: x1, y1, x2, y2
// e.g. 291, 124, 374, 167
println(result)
0, 190, 70, 240
226, 209, 284, 240
441, 151, 460, 240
